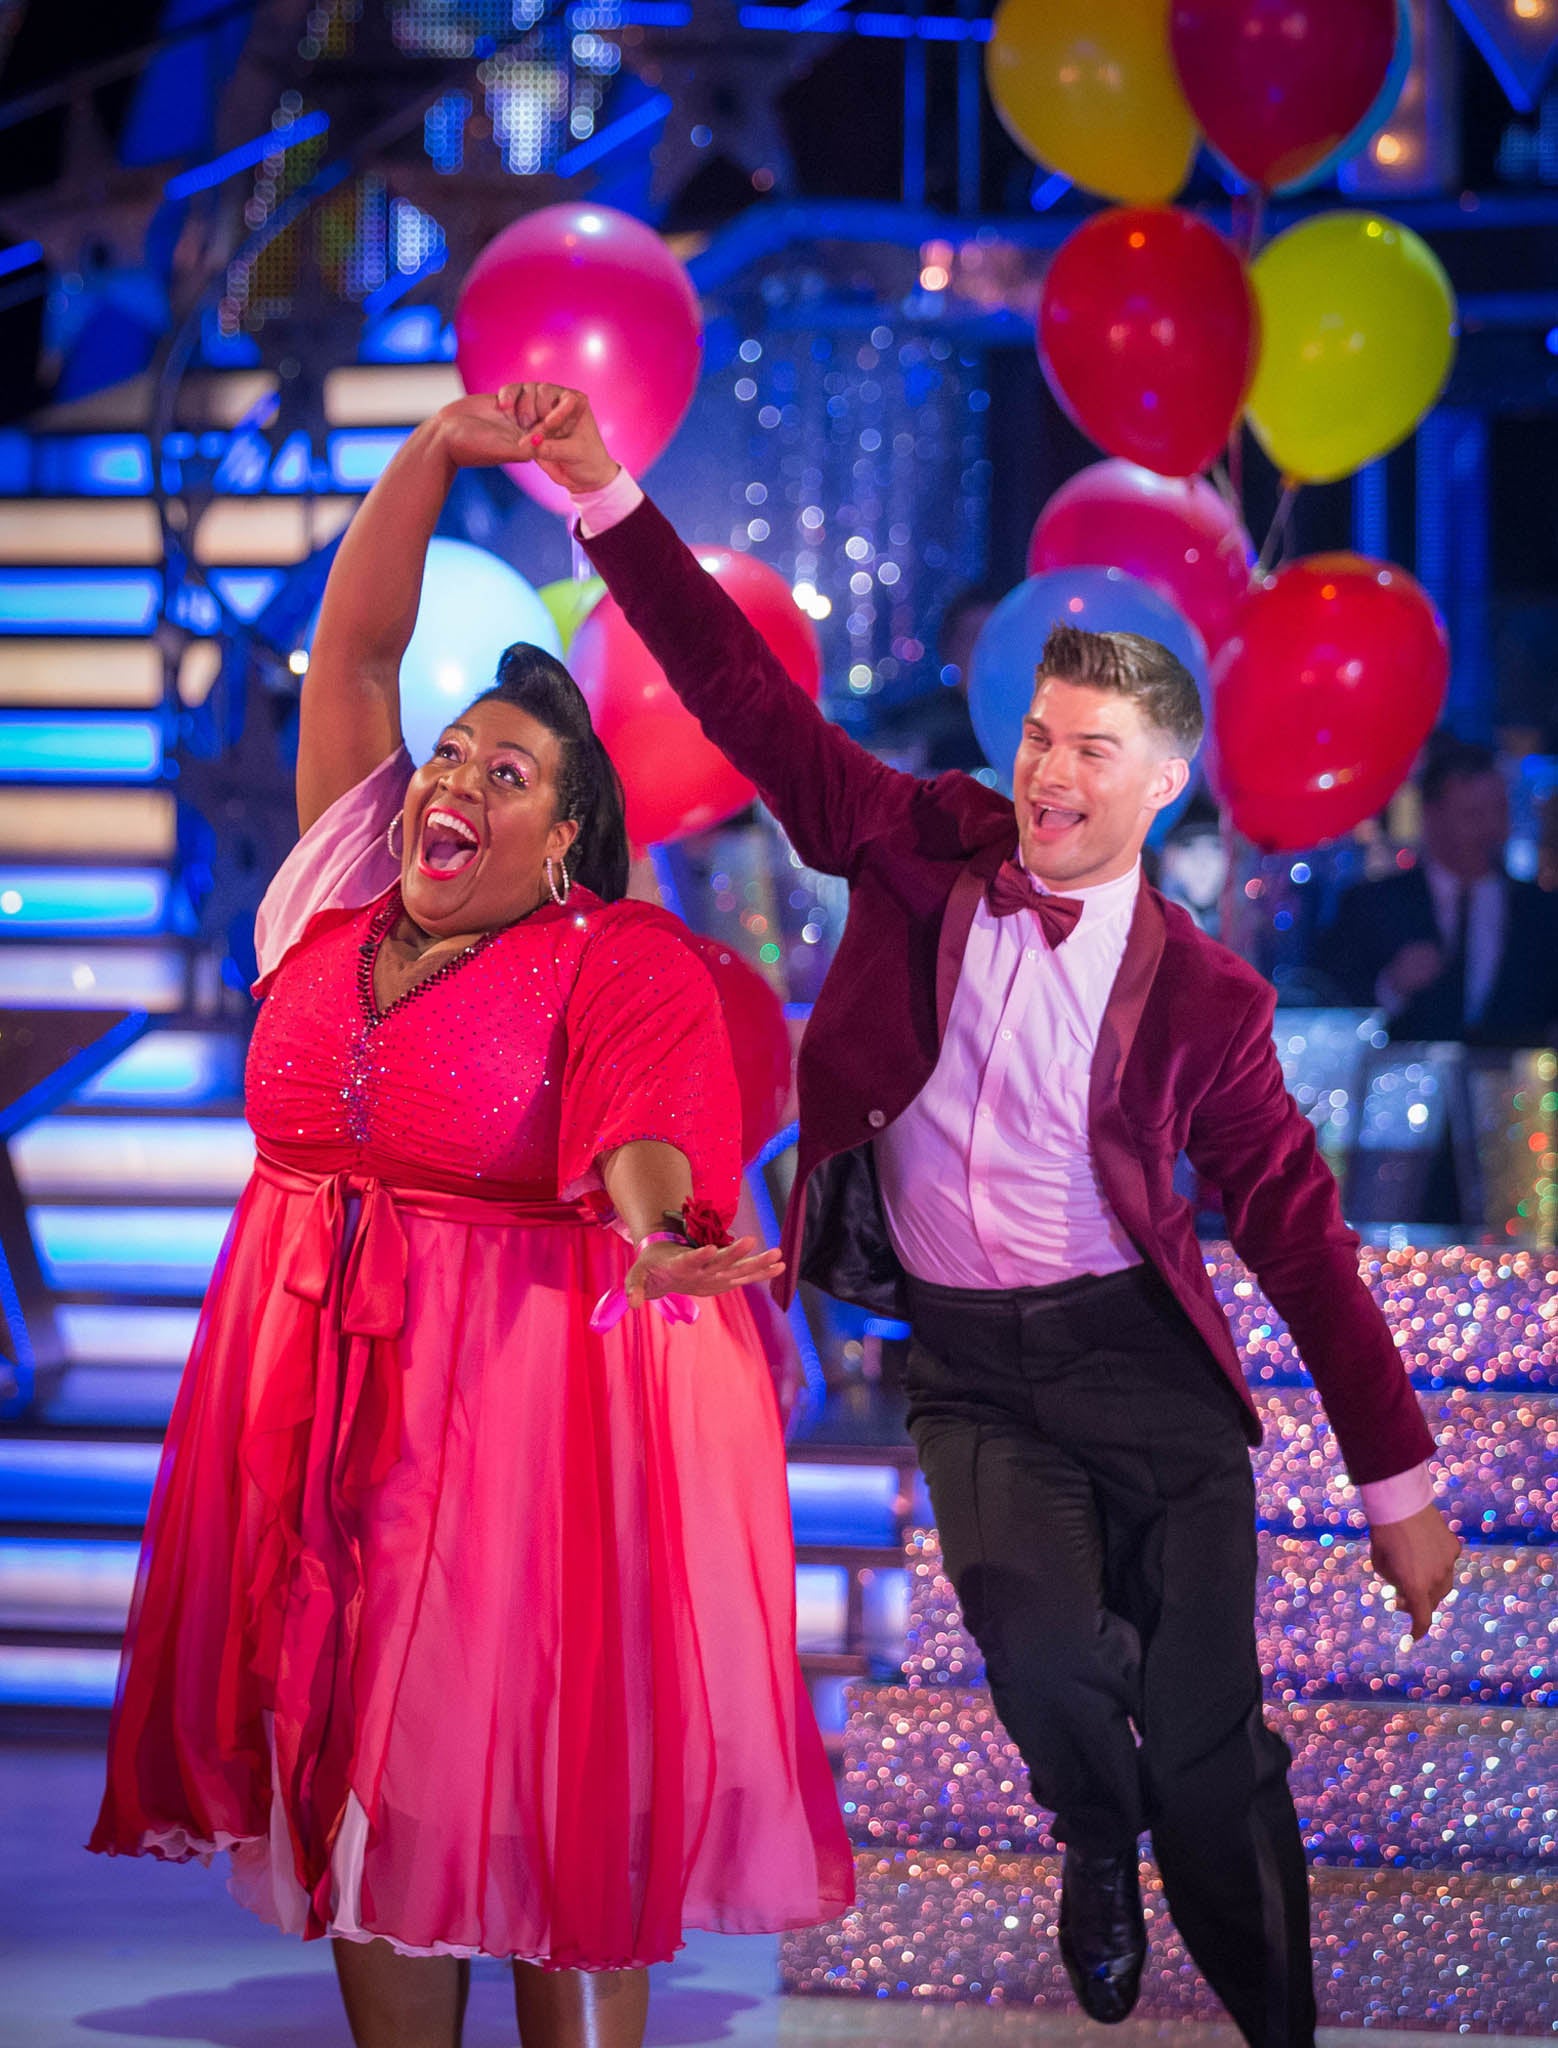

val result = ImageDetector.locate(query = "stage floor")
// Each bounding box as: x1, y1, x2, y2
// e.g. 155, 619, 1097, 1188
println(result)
1, 1743, 1543, 2048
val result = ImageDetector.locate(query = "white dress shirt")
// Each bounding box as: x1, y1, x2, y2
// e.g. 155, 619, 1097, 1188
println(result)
874, 862, 1142, 1289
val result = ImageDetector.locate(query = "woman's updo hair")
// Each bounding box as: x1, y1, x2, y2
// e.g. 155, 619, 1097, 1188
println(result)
471, 642, 630, 901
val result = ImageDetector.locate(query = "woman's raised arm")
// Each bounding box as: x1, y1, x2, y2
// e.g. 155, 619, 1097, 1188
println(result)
296, 390, 535, 831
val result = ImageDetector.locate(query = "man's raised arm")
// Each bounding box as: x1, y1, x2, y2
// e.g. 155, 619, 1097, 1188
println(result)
512, 382, 916, 879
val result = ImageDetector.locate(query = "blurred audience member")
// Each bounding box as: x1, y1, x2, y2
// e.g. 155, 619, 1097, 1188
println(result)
1538, 788, 1558, 895
1315, 740, 1558, 1045
874, 585, 1002, 773
1157, 799, 1226, 936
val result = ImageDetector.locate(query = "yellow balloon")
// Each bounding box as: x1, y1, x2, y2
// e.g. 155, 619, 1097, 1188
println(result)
1247, 211, 1458, 485
538, 575, 606, 651
984, 0, 1198, 206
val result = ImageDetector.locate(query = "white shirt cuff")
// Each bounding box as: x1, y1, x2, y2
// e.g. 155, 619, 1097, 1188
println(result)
1358, 1461, 1434, 1526
570, 466, 644, 539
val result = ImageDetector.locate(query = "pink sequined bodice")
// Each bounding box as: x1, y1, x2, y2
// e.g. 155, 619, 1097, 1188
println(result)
246, 888, 741, 1211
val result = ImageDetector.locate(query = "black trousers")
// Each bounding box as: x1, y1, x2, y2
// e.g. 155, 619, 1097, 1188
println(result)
904, 1263, 1316, 2048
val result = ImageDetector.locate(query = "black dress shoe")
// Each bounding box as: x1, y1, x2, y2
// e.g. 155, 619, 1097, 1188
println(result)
1057, 1844, 1147, 2024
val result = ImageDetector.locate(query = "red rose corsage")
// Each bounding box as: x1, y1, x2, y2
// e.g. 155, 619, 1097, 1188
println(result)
678, 1197, 733, 1249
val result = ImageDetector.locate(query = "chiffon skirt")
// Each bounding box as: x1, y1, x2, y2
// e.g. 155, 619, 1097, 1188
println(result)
89, 1162, 852, 1964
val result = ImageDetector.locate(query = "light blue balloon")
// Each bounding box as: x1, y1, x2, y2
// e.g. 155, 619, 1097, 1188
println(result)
307, 538, 564, 766
966, 565, 1210, 843
1276, 0, 1413, 196
397, 538, 563, 764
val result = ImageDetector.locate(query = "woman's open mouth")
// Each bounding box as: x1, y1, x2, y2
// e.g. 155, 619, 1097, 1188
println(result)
417, 805, 481, 879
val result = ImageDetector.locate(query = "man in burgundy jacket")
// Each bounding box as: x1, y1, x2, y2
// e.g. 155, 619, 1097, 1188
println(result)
513, 386, 1458, 2048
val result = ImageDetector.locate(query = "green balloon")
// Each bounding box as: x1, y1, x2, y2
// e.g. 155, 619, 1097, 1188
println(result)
539, 576, 606, 651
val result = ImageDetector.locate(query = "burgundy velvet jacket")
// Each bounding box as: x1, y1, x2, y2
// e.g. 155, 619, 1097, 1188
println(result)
584, 498, 1435, 1488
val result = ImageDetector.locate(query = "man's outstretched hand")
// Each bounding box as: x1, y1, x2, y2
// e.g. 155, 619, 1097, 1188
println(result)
502, 382, 619, 497
1370, 1500, 1461, 1640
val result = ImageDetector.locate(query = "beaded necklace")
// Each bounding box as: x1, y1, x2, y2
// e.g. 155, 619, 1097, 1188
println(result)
357, 891, 508, 1031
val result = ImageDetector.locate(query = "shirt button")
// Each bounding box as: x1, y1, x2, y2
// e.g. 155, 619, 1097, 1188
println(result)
1026, 949, 1038, 962
980, 1106, 992, 1120
867, 1108, 886, 1129
1001, 1028, 1013, 1041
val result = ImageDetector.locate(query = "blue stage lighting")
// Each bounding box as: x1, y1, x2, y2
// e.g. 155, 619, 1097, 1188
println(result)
787, 1463, 903, 1548
0, 1646, 120, 1709
209, 571, 284, 620
0, 869, 170, 933
555, 92, 671, 176
163, 111, 330, 202
0, 1438, 159, 1525
329, 430, 410, 487
0, 571, 160, 634
31, 1204, 233, 1293
0, 239, 42, 280
77, 1030, 244, 1107
0, 717, 162, 781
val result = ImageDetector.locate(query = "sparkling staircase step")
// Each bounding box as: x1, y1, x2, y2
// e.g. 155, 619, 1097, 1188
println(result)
779, 1851, 1558, 2032
1210, 1242, 1558, 1393
841, 1683, 1558, 1867
1253, 1384, 1558, 1541
905, 1529, 1558, 1706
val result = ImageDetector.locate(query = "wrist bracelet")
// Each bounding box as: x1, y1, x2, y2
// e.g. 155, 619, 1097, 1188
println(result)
635, 1228, 689, 1256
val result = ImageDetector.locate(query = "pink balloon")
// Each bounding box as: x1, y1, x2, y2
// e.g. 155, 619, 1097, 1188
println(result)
1028, 460, 1254, 655
455, 204, 702, 514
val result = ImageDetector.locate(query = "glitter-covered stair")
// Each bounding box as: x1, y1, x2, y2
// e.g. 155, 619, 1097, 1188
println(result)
784, 1854, 1557, 2032
783, 1532, 1558, 2026
781, 1248, 1558, 2030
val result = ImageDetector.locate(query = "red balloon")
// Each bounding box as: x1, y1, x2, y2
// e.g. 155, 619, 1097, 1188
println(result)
1170, 0, 1398, 192
571, 550, 822, 848
1028, 459, 1253, 654
687, 935, 793, 1164
455, 203, 702, 515
1038, 208, 1258, 479
1211, 553, 1448, 851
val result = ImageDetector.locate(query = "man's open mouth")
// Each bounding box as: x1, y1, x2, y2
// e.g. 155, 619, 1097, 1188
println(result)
1034, 805, 1085, 833
417, 806, 481, 878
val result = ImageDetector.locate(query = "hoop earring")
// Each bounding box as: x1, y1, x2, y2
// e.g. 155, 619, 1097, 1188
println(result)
545, 855, 571, 906
386, 814, 403, 859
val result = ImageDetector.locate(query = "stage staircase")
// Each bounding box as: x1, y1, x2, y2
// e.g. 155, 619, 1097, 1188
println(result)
780, 1245, 1558, 2032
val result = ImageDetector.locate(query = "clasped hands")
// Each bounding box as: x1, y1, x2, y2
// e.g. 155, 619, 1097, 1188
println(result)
429, 382, 617, 496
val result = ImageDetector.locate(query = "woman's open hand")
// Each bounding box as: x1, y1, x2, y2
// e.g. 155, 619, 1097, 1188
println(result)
505, 383, 619, 496
624, 1235, 784, 1312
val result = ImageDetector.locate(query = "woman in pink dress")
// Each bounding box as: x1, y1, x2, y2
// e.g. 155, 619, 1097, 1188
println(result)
90, 390, 852, 2048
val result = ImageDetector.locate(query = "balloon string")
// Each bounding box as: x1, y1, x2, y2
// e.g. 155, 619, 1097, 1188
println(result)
1245, 187, 1266, 264
1219, 820, 1235, 950
1255, 480, 1300, 578
1221, 184, 1266, 580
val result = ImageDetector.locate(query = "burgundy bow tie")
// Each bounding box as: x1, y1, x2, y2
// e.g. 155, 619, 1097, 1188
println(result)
986, 860, 1084, 949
